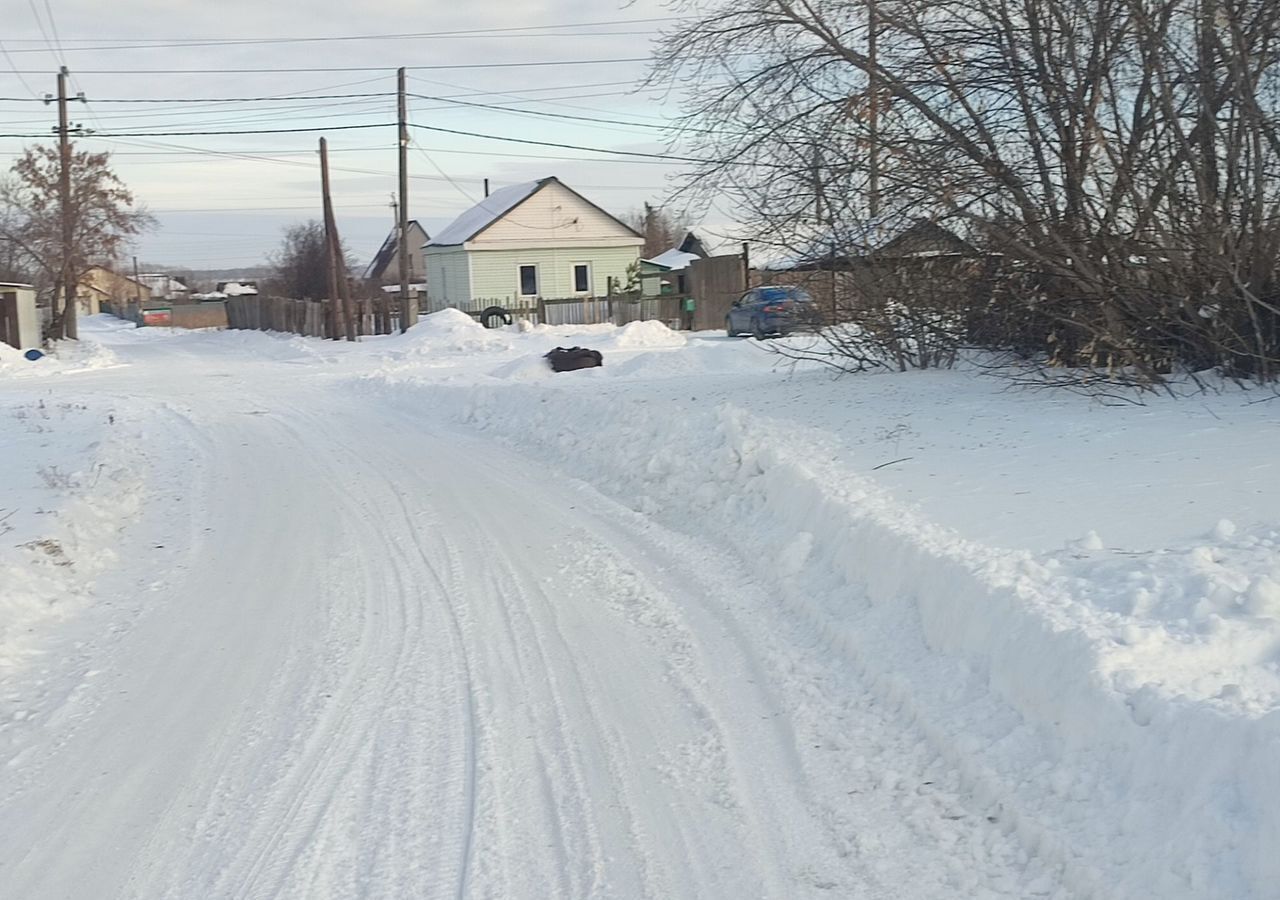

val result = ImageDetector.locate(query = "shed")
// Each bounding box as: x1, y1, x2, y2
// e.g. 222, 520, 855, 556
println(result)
0, 282, 41, 351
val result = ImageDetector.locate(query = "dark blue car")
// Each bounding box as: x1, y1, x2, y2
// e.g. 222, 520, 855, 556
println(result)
725, 286, 817, 339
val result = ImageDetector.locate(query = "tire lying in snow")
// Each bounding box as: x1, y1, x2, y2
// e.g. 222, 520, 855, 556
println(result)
479, 305, 513, 329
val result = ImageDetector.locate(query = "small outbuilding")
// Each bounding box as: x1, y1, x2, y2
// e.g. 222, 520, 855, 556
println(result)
0, 282, 41, 351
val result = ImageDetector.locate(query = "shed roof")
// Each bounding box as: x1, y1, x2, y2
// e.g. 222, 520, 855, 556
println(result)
644, 248, 702, 270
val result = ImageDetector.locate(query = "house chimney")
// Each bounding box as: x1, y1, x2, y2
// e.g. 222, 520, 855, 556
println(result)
483, 178, 490, 198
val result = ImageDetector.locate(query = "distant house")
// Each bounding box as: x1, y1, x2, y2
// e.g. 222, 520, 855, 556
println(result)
76, 266, 151, 316
781, 219, 980, 270
216, 280, 259, 297
423, 177, 644, 310
137, 273, 190, 301
365, 220, 430, 287
760, 218, 995, 317
640, 231, 710, 297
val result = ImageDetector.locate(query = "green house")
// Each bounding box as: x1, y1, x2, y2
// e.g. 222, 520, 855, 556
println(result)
423, 177, 644, 311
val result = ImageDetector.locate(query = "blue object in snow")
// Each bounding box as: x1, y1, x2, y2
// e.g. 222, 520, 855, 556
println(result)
23, 349, 43, 361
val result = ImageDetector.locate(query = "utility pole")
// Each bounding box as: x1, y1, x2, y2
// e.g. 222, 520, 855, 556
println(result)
397, 67, 417, 332
132, 255, 141, 306
483, 178, 490, 198
57, 67, 77, 340
319, 137, 353, 341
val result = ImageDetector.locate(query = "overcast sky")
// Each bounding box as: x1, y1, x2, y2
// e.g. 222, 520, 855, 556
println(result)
0, 0, 707, 273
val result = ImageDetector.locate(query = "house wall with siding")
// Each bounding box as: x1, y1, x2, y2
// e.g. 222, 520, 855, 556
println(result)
423, 247, 472, 311
468, 246, 639, 303
469, 181, 642, 251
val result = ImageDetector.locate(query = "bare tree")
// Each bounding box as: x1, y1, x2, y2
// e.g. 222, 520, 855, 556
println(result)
0, 144, 152, 338
266, 220, 357, 300
624, 202, 692, 258
653, 0, 1280, 385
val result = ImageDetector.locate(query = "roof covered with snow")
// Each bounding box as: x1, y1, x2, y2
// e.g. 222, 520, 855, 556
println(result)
425, 179, 552, 248
644, 249, 702, 271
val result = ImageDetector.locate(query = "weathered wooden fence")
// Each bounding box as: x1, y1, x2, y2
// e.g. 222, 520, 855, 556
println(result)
612, 295, 684, 328
225, 296, 399, 338
688, 255, 749, 331
540, 296, 612, 326
449, 294, 687, 328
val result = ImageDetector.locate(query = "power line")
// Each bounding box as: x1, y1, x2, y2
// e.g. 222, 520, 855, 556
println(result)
40, 0, 67, 62
0, 122, 394, 137
0, 30, 661, 54
1, 116, 696, 156
409, 74, 676, 125
0, 59, 649, 75
408, 92, 689, 133
0, 79, 640, 104
0, 18, 677, 51
0, 40, 41, 97
24, 0, 59, 65
407, 122, 696, 162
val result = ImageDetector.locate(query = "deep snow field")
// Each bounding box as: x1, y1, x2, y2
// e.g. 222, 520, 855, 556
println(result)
1, 312, 1278, 899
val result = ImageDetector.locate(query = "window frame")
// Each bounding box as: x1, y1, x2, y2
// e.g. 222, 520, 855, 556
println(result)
517, 263, 539, 298
571, 262, 592, 295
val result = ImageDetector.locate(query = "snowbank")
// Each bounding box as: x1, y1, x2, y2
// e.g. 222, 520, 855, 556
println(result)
378, 308, 512, 358
360, 371, 1280, 899
599, 320, 688, 350
0, 396, 145, 670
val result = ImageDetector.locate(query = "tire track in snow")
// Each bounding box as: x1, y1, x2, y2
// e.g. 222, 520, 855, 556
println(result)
274, 401, 480, 899
392, 412, 807, 898
110, 397, 477, 899
379, 480, 480, 900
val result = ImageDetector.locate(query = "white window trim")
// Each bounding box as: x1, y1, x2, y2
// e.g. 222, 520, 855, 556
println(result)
571, 262, 592, 295
517, 263, 539, 297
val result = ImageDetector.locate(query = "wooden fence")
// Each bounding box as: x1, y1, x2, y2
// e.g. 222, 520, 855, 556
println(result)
444, 294, 687, 329
225, 295, 399, 338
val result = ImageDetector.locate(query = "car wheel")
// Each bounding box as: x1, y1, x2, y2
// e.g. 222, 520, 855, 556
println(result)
752, 317, 769, 341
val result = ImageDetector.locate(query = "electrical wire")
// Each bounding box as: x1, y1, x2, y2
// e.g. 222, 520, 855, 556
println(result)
0, 59, 650, 75
0, 18, 677, 52
0, 79, 640, 104
407, 123, 697, 162
408, 92, 690, 133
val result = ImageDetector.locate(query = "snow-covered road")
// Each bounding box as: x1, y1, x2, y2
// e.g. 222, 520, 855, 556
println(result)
1, 332, 1058, 898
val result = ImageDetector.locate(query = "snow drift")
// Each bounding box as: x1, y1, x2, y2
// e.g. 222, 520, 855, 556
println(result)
362, 370, 1280, 899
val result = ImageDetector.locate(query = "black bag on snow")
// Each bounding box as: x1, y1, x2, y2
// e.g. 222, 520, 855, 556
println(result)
544, 346, 603, 372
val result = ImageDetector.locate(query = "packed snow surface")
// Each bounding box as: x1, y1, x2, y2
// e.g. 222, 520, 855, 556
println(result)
1, 312, 1277, 898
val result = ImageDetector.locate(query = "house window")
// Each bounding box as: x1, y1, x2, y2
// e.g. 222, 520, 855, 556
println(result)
518, 264, 538, 297
572, 263, 591, 294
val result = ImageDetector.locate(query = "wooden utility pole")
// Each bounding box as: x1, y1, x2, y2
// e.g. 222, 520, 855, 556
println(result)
483, 178, 490, 198
319, 137, 354, 341
397, 67, 417, 332
57, 67, 76, 340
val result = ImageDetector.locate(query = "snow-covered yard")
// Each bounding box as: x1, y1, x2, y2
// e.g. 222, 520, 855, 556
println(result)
1, 313, 1277, 898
